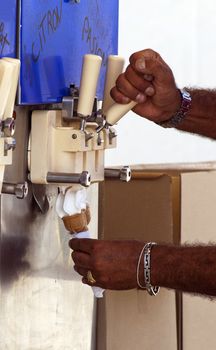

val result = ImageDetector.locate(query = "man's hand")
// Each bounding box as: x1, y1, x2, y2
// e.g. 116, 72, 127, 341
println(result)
69, 239, 145, 290
69, 238, 216, 296
111, 48, 181, 123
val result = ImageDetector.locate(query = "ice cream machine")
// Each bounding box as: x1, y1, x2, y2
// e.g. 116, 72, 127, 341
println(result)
0, 1, 131, 349
1, 0, 132, 192
29, 53, 132, 188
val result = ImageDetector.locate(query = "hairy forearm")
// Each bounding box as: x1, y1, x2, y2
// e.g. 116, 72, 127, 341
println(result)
176, 89, 216, 139
151, 244, 216, 296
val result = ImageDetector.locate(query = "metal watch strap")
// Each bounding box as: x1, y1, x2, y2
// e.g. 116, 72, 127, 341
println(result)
144, 242, 160, 296
158, 89, 192, 128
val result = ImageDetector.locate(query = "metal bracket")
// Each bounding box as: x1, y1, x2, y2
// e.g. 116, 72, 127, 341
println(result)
109, 128, 117, 144
62, 85, 100, 130
62, 85, 79, 121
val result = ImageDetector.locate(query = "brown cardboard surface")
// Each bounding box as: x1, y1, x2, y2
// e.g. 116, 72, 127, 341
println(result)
99, 175, 174, 242
98, 289, 176, 350
97, 175, 178, 350
98, 166, 216, 350
181, 171, 216, 350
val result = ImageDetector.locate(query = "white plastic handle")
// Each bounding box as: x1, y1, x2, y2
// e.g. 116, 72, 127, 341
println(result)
77, 54, 102, 117
105, 101, 137, 126
102, 55, 125, 115
2, 58, 20, 119
0, 59, 14, 119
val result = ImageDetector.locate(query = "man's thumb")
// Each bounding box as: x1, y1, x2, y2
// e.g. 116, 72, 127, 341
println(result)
135, 57, 146, 72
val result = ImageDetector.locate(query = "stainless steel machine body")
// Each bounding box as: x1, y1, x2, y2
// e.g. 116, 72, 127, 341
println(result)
0, 2, 120, 348
0, 108, 98, 349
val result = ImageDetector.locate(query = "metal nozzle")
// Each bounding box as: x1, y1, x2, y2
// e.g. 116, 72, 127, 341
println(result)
96, 120, 107, 133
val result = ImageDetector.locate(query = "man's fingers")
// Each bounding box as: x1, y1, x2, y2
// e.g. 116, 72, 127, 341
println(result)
82, 277, 89, 285
143, 74, 154, 82
135, 58, 167, 82
110, 86, 131, 104
69, 238, 95, 254
72, 251, 91, 269
130, 49, 171, 83
129, 48, 160, 67
82, 277, 102, 287
116, 73, 146, 102
125, 66, 155, 96
75, 267, 101, 287
74, 265, 88, 277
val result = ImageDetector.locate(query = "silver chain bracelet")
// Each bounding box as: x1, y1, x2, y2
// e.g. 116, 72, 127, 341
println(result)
136, 242, 160, 296
144, 242, 160, 296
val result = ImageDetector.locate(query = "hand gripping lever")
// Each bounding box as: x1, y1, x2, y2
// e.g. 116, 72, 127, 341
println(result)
102, 55, 125, 115
97, 55, 136, 132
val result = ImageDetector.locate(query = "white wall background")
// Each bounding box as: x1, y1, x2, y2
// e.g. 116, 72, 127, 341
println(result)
105, 0, 216, 166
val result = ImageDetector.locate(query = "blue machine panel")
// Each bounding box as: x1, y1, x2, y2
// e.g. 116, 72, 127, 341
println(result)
0, 0, 17, 58
0, 1, 118, 104
20, 0, 119, 104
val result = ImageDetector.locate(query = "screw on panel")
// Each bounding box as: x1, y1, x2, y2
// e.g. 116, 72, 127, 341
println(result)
4, 138, 16, 154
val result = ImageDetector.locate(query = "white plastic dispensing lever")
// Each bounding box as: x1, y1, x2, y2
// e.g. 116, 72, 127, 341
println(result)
0, 58, 20, 121
2, 58, 20, 119
105, 100, 137, 126
102, 55, 125, 115
77, 54, 102, 117
0, 60, 14, 119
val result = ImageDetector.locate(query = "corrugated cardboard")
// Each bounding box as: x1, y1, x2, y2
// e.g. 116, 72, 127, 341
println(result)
181, 171, 216, 350
97, 164, 216, 350
97, 174, 178, 350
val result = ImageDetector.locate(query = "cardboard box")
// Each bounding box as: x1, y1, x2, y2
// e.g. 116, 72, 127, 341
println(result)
97, 171, 179, 350
97, 163, 216, 350
180, 171, 216, 350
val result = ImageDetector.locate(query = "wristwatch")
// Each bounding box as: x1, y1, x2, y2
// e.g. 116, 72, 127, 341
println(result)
158, 89, 192, 128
